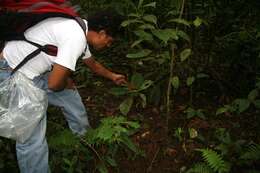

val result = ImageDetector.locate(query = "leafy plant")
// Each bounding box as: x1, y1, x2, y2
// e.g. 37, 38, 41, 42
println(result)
110, 73, 153, 115
197, 149, 230, 173
82, 116, 143, 173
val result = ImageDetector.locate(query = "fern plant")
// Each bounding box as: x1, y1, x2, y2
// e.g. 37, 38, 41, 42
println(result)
82, 116, 143, 173
186, 162, 214, 173
186, 148, 231, 173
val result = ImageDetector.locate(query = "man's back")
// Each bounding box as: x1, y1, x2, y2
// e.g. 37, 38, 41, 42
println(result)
3, 17, 87, 79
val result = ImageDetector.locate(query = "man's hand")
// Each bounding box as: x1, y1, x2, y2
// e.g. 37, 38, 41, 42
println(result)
84, 57, 127, 85
111, 73, 127, 85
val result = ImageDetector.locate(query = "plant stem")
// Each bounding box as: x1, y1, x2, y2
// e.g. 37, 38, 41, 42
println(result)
166, 0, 186, 136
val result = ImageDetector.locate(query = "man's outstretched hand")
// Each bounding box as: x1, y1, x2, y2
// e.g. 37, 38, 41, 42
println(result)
111, 73, 127, 85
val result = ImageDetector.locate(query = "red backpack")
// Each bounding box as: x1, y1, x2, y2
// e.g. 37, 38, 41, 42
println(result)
0, 0, 86, 74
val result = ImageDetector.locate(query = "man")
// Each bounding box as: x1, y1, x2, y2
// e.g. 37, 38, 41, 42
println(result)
0, 11, 126, 173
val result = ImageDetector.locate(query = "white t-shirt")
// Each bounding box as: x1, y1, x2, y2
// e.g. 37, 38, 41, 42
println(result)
3, 17, 92, 79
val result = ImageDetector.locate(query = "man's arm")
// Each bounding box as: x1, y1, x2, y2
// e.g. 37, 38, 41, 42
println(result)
83, 57, 127, 85
48, 63, 72, 91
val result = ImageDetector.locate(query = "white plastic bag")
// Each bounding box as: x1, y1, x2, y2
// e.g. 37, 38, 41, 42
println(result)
0, 72, 47, 143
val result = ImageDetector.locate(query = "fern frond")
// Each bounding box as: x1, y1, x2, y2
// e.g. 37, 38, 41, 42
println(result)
186, 162, 214, 173
240, 143, 260, 161
198, 149, 230, 173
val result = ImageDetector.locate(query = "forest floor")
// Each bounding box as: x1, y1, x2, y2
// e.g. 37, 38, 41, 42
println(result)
78, 78, 260, 173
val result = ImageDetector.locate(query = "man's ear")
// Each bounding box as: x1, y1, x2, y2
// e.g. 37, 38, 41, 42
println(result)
99, 30, 107, 36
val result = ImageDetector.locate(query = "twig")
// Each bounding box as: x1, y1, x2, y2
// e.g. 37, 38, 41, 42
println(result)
147, 147, 160, 172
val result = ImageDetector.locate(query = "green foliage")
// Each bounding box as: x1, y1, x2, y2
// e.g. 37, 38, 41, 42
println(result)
185, 107, 205, 119
83, 116, 142, 173
85, 116, 139, 147
197, 149, 230, 173
110, 73, 153, 115
186, 162, 214, 173
240, 143, 260, 161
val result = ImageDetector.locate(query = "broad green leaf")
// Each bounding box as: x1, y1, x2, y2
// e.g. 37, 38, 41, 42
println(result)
180, 48, 192, 62
168, 18, 190, 27
134, 30, 153, 41
131, 39, 143, 48
119, 97, 134, 115
128, 13, 141, 18
233, 99, 250, 113
110, 87, 128, 96
138, 0, 144, 9
143, 15, 157, 25
151, 29, 178, 44
121, 19, 143, 27
186, 76, 195, 86
248, 89, 258, 102
189, 128, 198, 138
126, 49, 152, 58
171, 76, 180, 89
138, 23, 155, 29
193, 17, 203, 27
177, 30, 191, 42
131, 73, 144, 89
143, 2, 156, 8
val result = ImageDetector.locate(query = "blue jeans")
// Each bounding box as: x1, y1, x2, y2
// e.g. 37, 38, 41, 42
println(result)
0, 59, 89, 173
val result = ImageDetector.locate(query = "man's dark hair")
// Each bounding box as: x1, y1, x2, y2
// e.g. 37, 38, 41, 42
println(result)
86, 10, 123, 38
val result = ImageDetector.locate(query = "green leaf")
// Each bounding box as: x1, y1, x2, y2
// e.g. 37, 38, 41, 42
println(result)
138, 23, 155, 29
119, 97, 134, 115
127, 49, 152, 58
151, 29, 178, 44
143, 15, 157, 25
171, 76, 180, 89
128, 13, 141, 18
110, 87, 128, 96
134, 30, 153, 41
180, 48, 192, 62
131, 39, 143, 48
49, 130, 78, 148
143, 2, 156, 8
177, 30, 191, 42
216, 106, 230, 115
131, 73, 144, 89
121, 19, 143, 27
233, 99, 250, 113
139, 80, 153, 91
137, 0, 144, 9
248, 89, 258, 102
186, 76, 195, 86
198, 149, 230, 173
193, 17, 203, 27
168, 18, 190, 27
